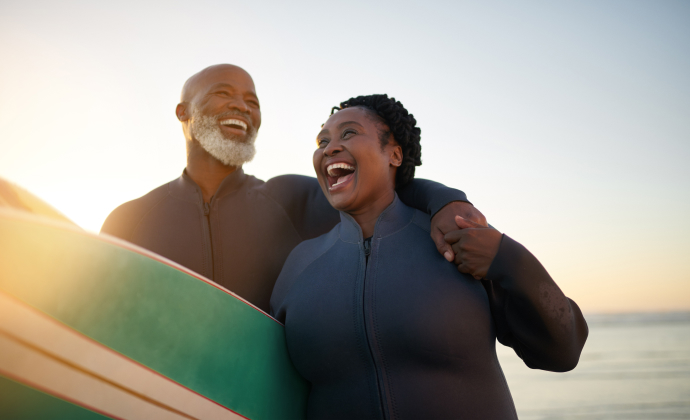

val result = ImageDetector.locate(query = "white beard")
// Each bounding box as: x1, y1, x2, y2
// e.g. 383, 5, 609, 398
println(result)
191, 109, 257, 167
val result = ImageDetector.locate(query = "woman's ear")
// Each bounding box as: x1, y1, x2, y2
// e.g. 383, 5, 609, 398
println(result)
390, 145, 403, 167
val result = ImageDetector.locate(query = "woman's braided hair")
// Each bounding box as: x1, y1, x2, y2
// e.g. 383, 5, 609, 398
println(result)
331, 94, 422, 187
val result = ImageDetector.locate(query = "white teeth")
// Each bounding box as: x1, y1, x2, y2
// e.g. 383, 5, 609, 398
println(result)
327, 163, 355, 176
220, 119, 247, 130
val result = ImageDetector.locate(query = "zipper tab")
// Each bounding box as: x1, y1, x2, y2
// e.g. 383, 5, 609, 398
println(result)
203, 202, 210, 216
363, 238, 371, 257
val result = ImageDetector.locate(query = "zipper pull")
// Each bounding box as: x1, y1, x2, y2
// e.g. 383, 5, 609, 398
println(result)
203, 202, 210, 216
363, 238, 371, 257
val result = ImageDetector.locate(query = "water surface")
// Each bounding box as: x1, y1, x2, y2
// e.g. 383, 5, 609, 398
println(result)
496, 312, 690, 419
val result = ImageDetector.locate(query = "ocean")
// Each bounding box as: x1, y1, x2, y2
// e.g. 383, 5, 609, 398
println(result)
496, 312, 690, 420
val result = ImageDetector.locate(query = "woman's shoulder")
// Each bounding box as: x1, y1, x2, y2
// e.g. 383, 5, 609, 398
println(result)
287, 226, 341, 273
270, 224, 342, 317
393, 201, 431, 237
274, 225, 341, 284
409, 207, 431, 233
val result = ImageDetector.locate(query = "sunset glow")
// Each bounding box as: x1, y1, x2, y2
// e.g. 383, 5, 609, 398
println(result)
1, 0, 688, 314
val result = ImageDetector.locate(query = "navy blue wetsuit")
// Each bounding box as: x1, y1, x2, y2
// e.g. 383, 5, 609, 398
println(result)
271, 196, 588, 419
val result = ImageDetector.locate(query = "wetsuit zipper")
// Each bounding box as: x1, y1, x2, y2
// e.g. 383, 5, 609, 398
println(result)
203, 201, 214, 279
361, 237, 389, 419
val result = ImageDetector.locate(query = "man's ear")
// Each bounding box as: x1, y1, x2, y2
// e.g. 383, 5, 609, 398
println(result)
176, 103, 190, 122
390, 145, 403, 167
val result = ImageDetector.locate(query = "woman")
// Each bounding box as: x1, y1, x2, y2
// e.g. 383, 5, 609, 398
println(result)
270, 94, 588, 419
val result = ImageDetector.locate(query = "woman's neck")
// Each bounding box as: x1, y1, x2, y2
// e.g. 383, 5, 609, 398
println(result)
349, 190, 396, 238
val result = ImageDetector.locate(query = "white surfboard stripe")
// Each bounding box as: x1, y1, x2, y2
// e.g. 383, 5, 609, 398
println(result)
0, 334, 189, 420
0, 291, 245, 420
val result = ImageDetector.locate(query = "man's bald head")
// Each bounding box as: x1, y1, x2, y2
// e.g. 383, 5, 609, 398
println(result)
176, 64, 261, 169
176, 63, 261, 133
181, 64, 255, 103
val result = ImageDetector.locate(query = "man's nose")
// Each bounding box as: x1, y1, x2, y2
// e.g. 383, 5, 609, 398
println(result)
227, 98, 249, 114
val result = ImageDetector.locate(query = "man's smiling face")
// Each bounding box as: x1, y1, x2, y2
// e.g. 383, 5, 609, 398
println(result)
179, 64, 262, 167
191, 66, 261, 144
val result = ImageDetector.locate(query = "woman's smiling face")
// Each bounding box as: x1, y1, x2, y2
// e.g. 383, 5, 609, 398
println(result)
314, 107, 402, 215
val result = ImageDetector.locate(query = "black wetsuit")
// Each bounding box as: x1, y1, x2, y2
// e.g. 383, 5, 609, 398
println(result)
270, 196, 588, 419
101, 169, 468, 311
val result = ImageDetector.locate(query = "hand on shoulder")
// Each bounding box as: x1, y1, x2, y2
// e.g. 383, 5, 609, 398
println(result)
443, 215, 502, 280
429, 201, 488, 263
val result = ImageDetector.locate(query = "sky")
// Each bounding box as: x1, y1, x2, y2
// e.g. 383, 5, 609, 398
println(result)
1, 0, 688, 313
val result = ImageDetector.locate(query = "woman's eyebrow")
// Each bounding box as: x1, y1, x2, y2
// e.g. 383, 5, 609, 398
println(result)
318, 121, 364, 138
337, 121, 364, 130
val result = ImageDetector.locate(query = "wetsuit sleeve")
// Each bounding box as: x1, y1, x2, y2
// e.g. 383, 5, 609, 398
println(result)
263, 175, 341, 241
396, 178, 470, 218
483, 234, 589, 372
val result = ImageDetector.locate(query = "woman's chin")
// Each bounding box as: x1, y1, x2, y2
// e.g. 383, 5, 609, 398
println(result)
326, 176, 357, 211
327, 194, 352, 212
327, 187, 362, 213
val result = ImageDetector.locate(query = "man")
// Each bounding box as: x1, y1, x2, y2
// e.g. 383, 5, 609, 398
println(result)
101, 64, 486, 312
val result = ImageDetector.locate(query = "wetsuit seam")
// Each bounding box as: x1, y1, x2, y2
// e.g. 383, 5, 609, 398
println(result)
377, 216, 413, 240
282, 235, 340, 301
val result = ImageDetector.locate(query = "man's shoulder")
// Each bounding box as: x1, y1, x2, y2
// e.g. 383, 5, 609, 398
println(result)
128, 182, 173, 206
244, 173, 337, 241
264, 174, 318, 187
254, 174, 322, 213
100, 181, 174, 238
260, 174, 319, 200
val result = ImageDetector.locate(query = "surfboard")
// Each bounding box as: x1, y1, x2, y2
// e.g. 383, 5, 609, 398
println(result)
0, 202, 308, 418
0, 178, 74, 225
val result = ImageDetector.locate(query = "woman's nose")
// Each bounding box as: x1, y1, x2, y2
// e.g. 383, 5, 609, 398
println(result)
323, 140, 342, 157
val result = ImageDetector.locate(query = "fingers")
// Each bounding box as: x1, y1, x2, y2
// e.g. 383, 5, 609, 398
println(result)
461, 205, 488, 227
454, 215, 484, 229
444, 229, 465, 244
451, 241, 464, 265
456, 257, 482, 280
452, 240, 482, 279
432, 227, 455, 262
457, 262, 470, 274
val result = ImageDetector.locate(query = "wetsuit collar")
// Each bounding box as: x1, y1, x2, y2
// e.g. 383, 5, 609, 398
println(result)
338, 194, 414, 243
174, 168, 247, 203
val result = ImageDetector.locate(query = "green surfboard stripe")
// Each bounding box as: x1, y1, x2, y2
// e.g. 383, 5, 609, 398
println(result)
0, 215, 308, 419
0, 375, 111, 420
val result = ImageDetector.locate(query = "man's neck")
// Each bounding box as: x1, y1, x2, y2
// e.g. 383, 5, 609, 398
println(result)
186, 145, 238, 203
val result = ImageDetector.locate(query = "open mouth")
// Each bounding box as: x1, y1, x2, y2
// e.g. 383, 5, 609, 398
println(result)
326, 163, 356, 191
220, 119, 248, 131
